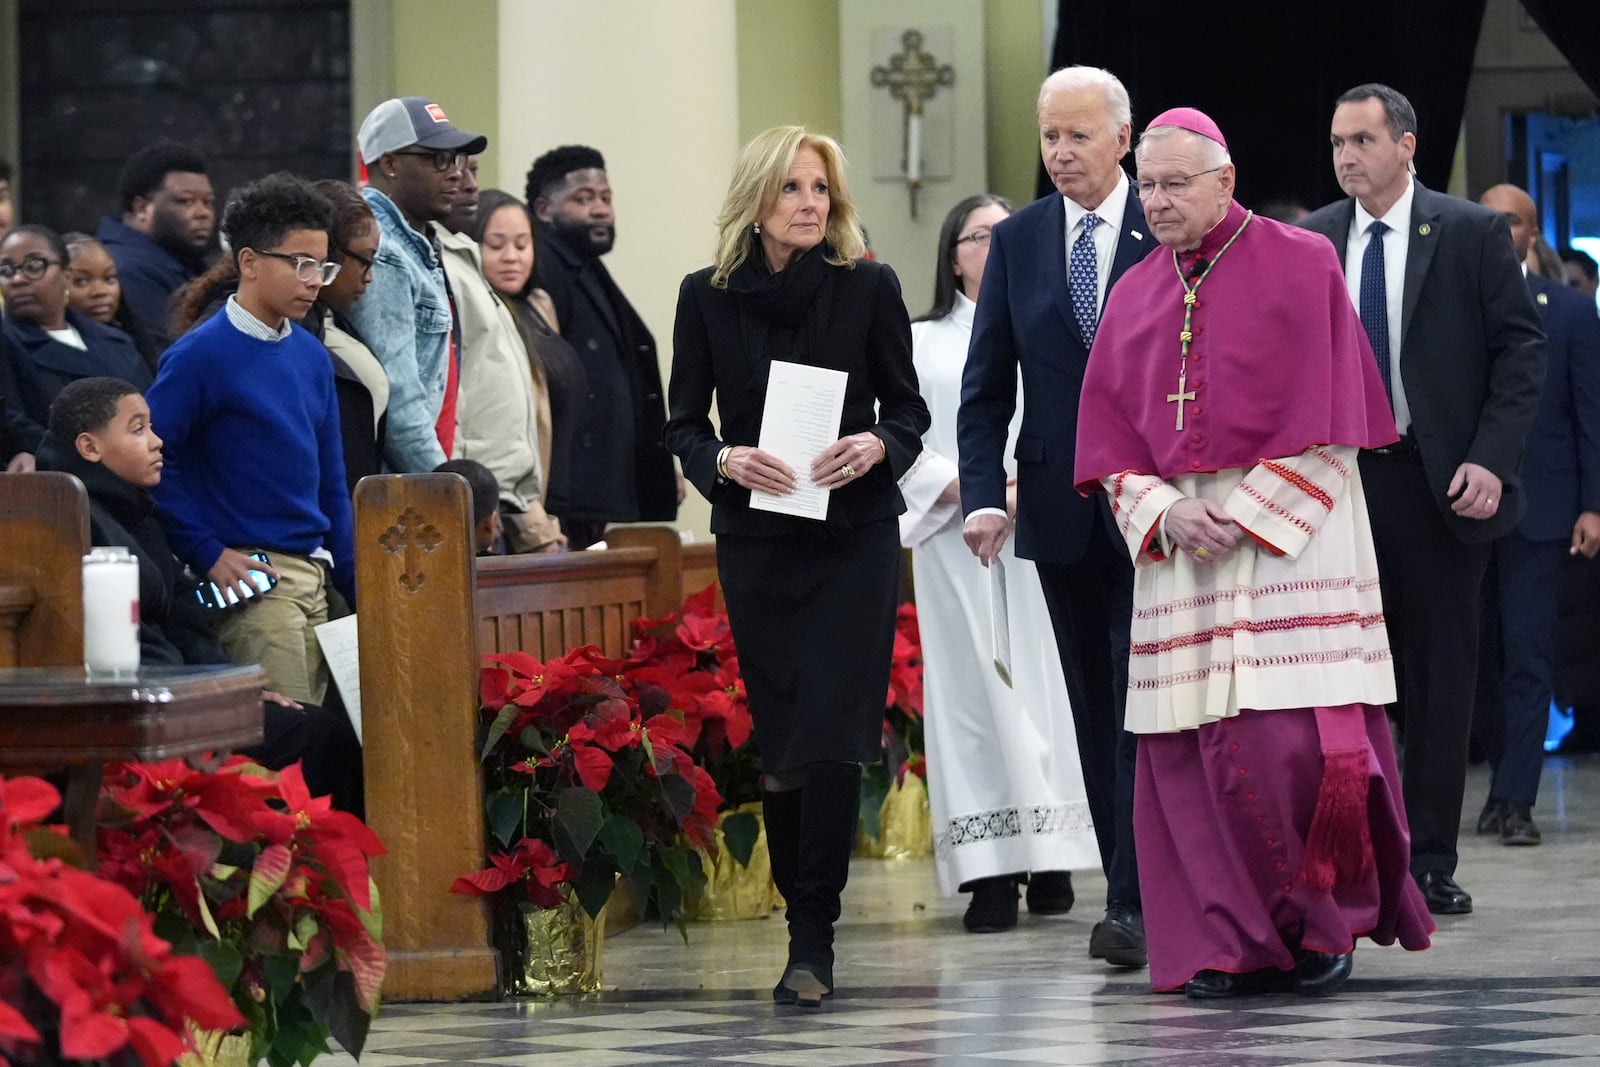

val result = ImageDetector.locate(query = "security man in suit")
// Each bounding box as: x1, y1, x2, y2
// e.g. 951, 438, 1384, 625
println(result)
957, 65, 1158, 968
1301, 84, 1545, 917
1473, 183, 1600, 846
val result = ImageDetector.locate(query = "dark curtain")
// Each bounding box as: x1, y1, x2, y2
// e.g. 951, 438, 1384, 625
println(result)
1518, 0, 1600, 98
1044, 0, 1488, 210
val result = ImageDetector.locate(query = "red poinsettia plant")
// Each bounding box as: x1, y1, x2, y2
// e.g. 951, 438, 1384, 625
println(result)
457, 642, 724, 931
863, 603, 927, 837
0, 773, 244, 1067
95, 757, 387, 1066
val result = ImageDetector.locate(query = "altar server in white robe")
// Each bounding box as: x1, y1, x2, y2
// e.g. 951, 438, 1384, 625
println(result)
900, 195, 1100, 933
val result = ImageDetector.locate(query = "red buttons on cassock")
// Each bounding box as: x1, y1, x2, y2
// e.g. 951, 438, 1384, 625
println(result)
1282, 883, 1293, 893
1192, 406, 1203, 415
1191, 459, 1202, 469
1265, 838, 1275, 846
1247, 792, 1257, 801
1276, 861, 1285, 870
1230, 743, 1240, 752
1192, 434, 1203, 443
1237, 768, 1247, 776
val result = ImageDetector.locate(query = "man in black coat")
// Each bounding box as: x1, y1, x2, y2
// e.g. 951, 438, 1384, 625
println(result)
1472, 183, 1600, 846
35, 376, 363, 814
526, 145, 678, 548
1301, 84, 1545, 916
957, 66, 1157, 964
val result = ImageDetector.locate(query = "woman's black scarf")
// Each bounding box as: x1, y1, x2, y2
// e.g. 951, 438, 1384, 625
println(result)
727, 240, 834, 327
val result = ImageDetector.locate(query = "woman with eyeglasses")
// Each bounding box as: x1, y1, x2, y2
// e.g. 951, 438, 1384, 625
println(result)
306, 179, 388, 495
1, 224, 151, 470
898, 194, 1101, 935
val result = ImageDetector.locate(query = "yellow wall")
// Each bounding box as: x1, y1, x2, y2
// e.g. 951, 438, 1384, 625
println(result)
984, 0, 1044, 207
734, 0, 843, 142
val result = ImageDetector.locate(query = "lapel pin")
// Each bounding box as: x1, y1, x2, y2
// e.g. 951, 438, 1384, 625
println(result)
1537, 292, 1549, 306
1418, 223, 1432, 236
1131, 230, 1144, 240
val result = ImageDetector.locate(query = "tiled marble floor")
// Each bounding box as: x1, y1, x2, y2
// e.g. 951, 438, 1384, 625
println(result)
330, 757, 1600, 1066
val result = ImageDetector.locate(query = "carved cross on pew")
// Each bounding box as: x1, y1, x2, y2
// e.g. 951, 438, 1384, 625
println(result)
379, 507, 444, 594
869, 28, 954, 219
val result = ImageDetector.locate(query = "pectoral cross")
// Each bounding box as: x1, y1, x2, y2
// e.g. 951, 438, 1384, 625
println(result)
1167, 370, 1196, 431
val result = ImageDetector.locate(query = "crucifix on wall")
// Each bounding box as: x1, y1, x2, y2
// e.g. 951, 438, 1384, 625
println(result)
870, 28, 954, 219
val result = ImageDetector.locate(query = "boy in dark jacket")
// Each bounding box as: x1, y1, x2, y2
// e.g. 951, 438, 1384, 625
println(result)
36, 376, 362, 813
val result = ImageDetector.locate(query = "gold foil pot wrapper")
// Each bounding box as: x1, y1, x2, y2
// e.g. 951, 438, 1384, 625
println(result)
856, 773, 934, 860
179, 1026, 252, 1067
694, 801, 784, 921
504, 895, 607, 996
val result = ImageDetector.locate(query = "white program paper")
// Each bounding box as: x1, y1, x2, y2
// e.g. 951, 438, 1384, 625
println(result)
749, 360, 848, 521
313, 614, 363, 744
989, 556, 1014, 688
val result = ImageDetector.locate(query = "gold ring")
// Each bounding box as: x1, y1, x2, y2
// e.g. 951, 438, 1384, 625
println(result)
1194, 546, 1210, 559
840, 464, 856, 478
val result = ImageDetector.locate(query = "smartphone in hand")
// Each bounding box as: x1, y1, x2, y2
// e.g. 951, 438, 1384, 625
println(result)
195, 551, 279, 609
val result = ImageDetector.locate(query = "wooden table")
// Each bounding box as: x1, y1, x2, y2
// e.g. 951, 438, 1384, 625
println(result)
0, 665, 267, 859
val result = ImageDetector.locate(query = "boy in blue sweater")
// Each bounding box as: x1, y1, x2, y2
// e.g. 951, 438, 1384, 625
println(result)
148, 173, 353, 704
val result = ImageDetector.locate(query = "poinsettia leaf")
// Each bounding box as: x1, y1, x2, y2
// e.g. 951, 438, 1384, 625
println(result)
0, 998, 39, 1042
573, 869, 616, 919
553, 788, 604, 863
720, 811, 760, 868
125, 1015, 187, 1067
359, 878, 383, 942
623, 863, 655, 920
660, 773, 696, 824
22, 826, 85, 868
195, 878, 222, 939
480, 701, 522, 759
248, 843, 293, 919
198, 937, 245, 990
485, 790, 525, 849
323, 969, 374, 1057
517, 726, 551, 757
596, 815, 644, 874
859, 763, 890, 840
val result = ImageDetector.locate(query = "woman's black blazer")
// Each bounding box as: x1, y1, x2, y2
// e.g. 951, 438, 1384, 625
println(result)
666, 257, 929, 536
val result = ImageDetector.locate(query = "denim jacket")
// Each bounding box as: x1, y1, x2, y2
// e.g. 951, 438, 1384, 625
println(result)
347, 188, 452, 472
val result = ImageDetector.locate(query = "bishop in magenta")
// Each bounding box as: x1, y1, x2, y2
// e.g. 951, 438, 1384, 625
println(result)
1074, 107, 1434, 998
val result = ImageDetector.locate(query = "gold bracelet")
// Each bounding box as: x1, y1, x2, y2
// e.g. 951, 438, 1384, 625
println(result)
716, 445, 733, 480
875, 434, 887, 461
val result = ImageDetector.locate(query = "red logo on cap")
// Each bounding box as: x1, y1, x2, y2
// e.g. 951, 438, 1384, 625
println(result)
425, 103, 448, 123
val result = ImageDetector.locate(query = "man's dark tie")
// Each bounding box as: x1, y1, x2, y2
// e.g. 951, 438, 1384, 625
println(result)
1359, 220, 1392, 403
1070, 212, 1101, 346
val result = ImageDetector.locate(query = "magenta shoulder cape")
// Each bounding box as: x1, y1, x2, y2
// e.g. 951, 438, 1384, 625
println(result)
1074, 201, 1398, 493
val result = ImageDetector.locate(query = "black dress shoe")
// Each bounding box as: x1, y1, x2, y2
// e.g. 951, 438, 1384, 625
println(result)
1184, 967, 1292, 999
1500, 807, 1542, 846
1089, 899, 1147, 968
1293, 949, 1354, 995
1476, 801, 1506, 835
774, 962, 832, 1008
962, 875, 1019, 933
1416, 870, 1473, 915
1024, 870, 1075, 915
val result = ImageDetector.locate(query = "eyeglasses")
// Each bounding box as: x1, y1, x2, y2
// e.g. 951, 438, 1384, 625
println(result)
0, 255, 60, 282
955, 228, 993, 248
1136, 166, 1225, 199
338, 246, 375, 277
394, 148, 467, 173
250, 248, 342, 285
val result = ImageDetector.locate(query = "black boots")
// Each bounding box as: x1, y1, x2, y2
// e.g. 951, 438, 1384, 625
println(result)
763, 761, 861, 1007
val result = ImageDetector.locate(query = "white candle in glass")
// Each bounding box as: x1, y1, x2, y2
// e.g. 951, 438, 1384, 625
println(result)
83, 546, 140, 676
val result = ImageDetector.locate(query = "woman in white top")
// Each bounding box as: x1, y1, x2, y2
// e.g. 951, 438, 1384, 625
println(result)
899, 194, 1099, 933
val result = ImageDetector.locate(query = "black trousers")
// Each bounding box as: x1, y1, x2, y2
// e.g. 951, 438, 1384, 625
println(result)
1361, 448, 1491, 876
244, 697, 365, 817
1034, 516, 1138, 905
1474, 531, 1566, 809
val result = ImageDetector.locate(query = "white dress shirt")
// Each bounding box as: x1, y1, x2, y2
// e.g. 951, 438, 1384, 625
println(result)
1063, 175, 1132, 321
1345, 177, 1415, 432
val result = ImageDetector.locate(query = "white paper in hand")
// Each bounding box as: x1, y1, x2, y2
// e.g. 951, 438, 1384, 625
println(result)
989, 555, 1013, 688
749, 360, 848, 521
312, 615, 363, 744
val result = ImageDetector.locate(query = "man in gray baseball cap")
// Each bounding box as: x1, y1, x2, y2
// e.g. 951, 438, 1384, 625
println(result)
349, 97, 487, 472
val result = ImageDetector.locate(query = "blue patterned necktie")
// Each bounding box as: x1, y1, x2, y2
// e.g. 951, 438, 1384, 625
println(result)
1359, 220, 1392, 403
1070, 212, 1102, 345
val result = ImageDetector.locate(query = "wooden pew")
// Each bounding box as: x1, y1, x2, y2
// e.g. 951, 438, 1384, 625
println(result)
355, 476, 706, 1001
0, 472, 88, 669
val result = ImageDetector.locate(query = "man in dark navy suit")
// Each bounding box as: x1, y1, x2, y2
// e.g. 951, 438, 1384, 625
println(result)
957, 65, 1157, 966
1301, 85, 1545, 917
1474, 184, 1600, 846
